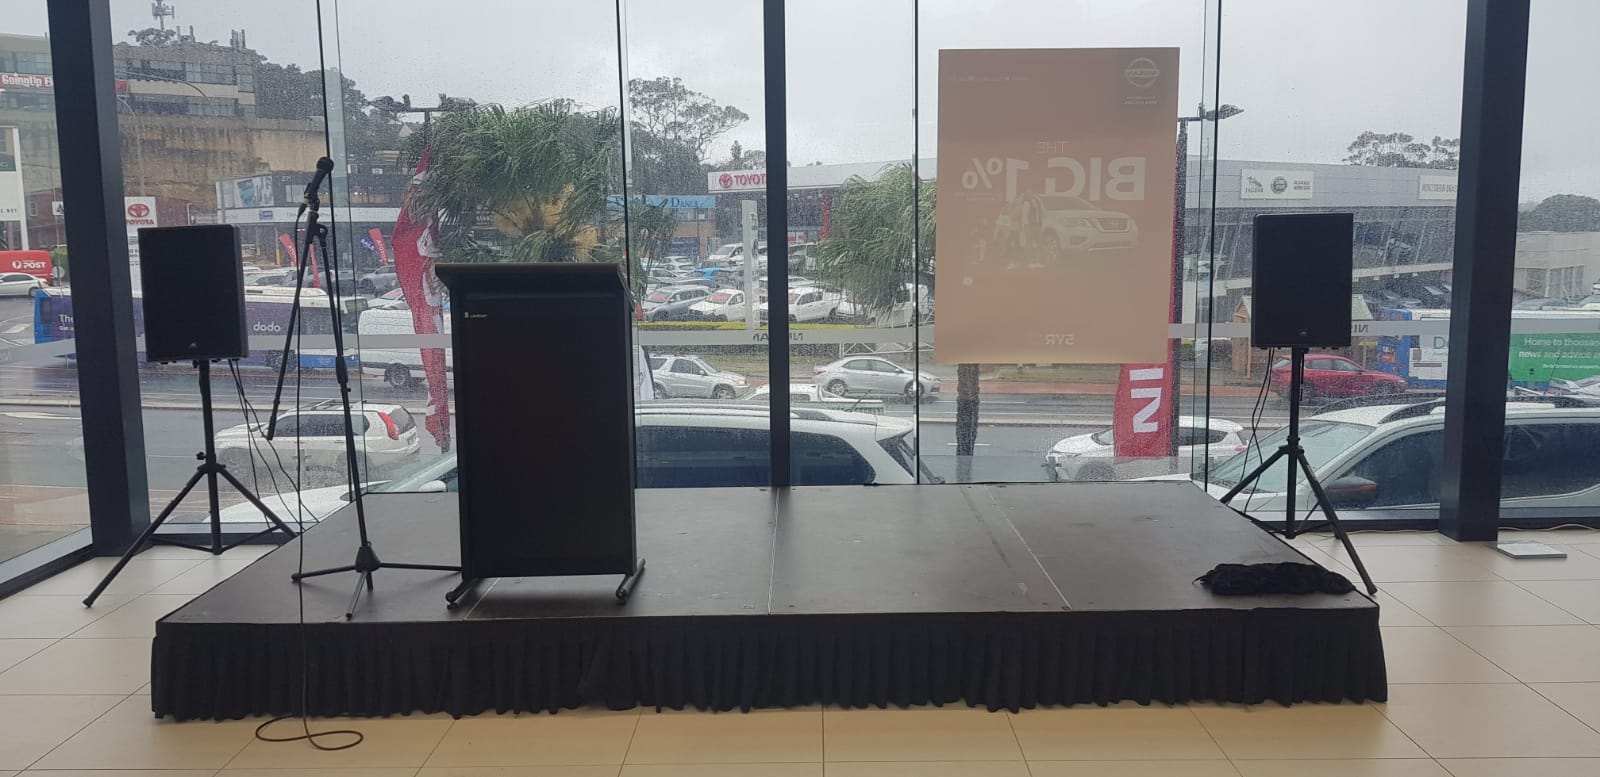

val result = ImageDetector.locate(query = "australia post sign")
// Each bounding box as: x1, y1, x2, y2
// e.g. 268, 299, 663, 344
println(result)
707, 169, 767, 193
933, 48, 1178, 366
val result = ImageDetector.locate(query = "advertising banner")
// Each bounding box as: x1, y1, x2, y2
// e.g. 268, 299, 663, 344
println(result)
392, 148, 453, 452
0, 127, 25, 248
1112, 364, 1171, 458
1418, 174, 1458, 201
933, 48, 1178, 364
707, 169, 767, 193
1240, 169, 1314, 200
124, 196, 158, 262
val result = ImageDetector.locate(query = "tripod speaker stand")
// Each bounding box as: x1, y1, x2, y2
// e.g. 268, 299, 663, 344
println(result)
84, 360, 298, 607
1219, 347, 1378, 595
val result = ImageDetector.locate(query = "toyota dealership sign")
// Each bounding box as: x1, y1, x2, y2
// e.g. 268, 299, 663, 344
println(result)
707, 169, 767, 192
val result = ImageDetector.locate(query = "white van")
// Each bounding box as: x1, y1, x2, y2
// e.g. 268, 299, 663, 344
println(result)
356, 307, 453, 389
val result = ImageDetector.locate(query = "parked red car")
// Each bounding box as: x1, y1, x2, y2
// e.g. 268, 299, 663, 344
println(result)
1270, 353, 1406, 400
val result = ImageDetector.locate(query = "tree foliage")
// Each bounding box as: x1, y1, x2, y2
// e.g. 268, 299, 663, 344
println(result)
1520, 194, 1600, 232
415, 101, 622, 265
811, 163, 935, 313
1344, 131, 1460, 169
628, 77, 748, 159
254, 62, 401, 161
126, 28, 178, 47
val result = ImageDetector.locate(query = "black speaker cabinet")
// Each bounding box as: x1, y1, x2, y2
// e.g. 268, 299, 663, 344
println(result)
138, 225, 248, 363
436, 263, 637, 581
1251, 212, 1354, 349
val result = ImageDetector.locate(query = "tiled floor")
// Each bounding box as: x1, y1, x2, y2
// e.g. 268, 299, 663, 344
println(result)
5, 530, 1600, 776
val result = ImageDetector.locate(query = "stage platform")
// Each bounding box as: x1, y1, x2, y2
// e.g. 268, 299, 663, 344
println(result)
151, 483, 1385, 720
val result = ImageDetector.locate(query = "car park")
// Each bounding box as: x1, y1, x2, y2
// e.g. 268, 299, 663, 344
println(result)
647, 355, 748, 399
1045, 416, 1247, 481
640, 285, 710, 321
812, 356, 940, 401
758, 285, 842, 323
687, 288, 750, 321
1270, 353, 1407, 400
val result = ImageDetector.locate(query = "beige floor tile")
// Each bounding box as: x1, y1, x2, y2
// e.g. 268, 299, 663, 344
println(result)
1380, 684, 1600, 758
1445, 626, 1600, 683
0, 695, 122, 770
1232, 760, 1449, 777
1534, 683, 1600, 730
0, 595, 134, 639
626, 708, 819, 764
821, 707, 1021, 762
424, 710, 639, 766
1308, 531, 1448, 548
416, 767, 620, 777
0, 638, 151, 695
621, 765, 823, 777
148, 559, 265, 596
1376, 592, 1434, 627
31, 695, 257, 770
1027, 763, 1240, 777
1516, 580, 1600, 623
1006, 705, 1222, 760
25, 771, 218, 777
68, 595, 196, 639
1318, 545, 1498, 583
1383, 581, 1584, 626
1380, 627, 1515, 683
1462, 544, 1600, 581
20, 559, 200, 598
1192, 703, 1425, 760
1438, 758, 1600, 777
227, 717, 452, 769
135, 543, 276, 561
0, 640, 54, 673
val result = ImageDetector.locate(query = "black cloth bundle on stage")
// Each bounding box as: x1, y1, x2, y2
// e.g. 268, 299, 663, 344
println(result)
1196, 562, 1356, 596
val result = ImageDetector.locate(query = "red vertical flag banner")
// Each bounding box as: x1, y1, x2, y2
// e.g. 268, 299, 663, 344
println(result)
391, 148, 453, 452
369, 228, 390, 266
1112, 363, 1170, 458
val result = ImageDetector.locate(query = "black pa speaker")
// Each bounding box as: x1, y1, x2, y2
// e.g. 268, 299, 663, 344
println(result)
138, 225, 247, 363
436, 263, 637, 580
1251, 212, 1354, 349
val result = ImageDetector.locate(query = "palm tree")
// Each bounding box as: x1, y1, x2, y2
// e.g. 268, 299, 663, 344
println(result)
414, 100, 621, 264
812, 164, 982, 479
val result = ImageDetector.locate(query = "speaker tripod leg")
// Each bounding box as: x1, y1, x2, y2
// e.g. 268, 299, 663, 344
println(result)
84, 467, 206, 607
616, 558, 646, 605
217, 466, 297, 539
445, 576, 481, 608
1220, 447, 1290, 506
1296, 449, 1379, 595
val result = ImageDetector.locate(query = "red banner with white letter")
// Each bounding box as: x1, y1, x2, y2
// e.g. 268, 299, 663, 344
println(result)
392, 148, 453, 452
1112, 361, 1170, 458
368, 228, 390, 266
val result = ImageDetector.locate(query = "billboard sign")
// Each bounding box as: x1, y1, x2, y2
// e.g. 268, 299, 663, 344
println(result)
933, 48, 1179, 364
1240, 168, 1314, 200
124, 196, 158, 263
707, 169, 767, 192
1419, 174, 1458, 201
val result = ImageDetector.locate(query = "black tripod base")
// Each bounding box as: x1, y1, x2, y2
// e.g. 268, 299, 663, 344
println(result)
443, 558, 648, 610
293, 543, 459, 620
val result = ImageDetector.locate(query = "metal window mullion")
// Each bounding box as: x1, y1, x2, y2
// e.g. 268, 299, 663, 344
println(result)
45, 0, 152, 553
1438, 0, 1531, 541
763, 0, 791, 487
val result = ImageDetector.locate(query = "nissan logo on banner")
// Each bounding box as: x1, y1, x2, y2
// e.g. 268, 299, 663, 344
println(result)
707, 169, 766, 192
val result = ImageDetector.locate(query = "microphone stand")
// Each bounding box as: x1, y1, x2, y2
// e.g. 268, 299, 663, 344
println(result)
272, 167, 459, 619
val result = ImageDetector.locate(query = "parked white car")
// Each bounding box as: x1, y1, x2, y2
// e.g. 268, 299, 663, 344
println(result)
687, 288, 750, 321
1194, 399, 1600, 515
811, 356, 940, 401
837, 283, 933, 327
759, 285, 843, 323
741, 383, 886, 414
648, 355, 748, 399
640, 285, 710, 321
357, 306, 452, 389
1045, 416, 1247, 481
220, 404, 930, 522
213, 400, 421, 479
0, 272, 46, 296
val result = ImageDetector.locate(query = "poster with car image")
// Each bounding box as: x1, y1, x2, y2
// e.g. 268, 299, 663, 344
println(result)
934, 48, 1178, 364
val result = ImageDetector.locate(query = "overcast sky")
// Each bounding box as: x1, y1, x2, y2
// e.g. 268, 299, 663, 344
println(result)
11, 0, 1598, 199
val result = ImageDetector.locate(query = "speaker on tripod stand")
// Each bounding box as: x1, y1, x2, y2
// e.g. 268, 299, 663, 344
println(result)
1220, 212, 1377, 595
84, 225, 297, 607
